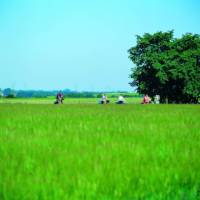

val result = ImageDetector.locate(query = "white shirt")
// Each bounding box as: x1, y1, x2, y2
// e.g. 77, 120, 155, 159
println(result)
118, 96, 125, 101
102, 95, 106, 100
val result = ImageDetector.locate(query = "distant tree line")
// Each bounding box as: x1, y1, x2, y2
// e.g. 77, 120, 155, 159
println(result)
129, 31, 200, 103
0, 88, 141, 98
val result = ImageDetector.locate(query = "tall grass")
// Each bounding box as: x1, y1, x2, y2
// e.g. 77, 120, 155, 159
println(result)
0, 104, 200, 199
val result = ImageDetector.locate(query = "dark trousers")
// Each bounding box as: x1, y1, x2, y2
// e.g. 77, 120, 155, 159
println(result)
116, 101, 124, 104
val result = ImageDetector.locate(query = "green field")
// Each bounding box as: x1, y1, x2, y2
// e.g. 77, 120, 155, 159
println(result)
0, 103, 200, 199
0, 97, 142, 104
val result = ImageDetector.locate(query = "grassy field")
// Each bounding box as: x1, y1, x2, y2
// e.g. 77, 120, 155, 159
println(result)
0, 103, 200, 199
0, 97, 142, 104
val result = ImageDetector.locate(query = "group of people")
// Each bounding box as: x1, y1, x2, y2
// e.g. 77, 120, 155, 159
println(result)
100, 94, 160, 104
54, 92, 160, 105
99, 94, 126, 104
141, 94, 160, 104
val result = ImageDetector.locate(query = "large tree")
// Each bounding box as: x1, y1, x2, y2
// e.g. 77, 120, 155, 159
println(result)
128, 31, 200, 103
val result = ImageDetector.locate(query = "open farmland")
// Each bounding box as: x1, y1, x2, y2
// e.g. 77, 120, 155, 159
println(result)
0, 97, 142, 104
0, 103, 200, 199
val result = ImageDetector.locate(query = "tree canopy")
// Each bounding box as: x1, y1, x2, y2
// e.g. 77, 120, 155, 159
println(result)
128, 31, 200, 103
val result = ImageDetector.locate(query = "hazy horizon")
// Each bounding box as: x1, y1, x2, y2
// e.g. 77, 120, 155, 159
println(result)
1, 87, 135, 93
1, 0, 200, 91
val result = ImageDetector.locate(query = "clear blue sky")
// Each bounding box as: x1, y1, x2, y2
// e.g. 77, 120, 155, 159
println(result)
0, 0, 200, 91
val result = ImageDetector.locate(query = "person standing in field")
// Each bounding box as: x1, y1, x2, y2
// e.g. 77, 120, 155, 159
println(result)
154, 95, 160, 104
55, 91, 64, 104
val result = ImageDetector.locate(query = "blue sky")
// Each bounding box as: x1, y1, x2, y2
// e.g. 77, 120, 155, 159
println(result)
0, 0, 200, 91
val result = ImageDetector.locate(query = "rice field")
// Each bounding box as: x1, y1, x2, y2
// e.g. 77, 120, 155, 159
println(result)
0, 97, 141, 104
0, 102, 200, 199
